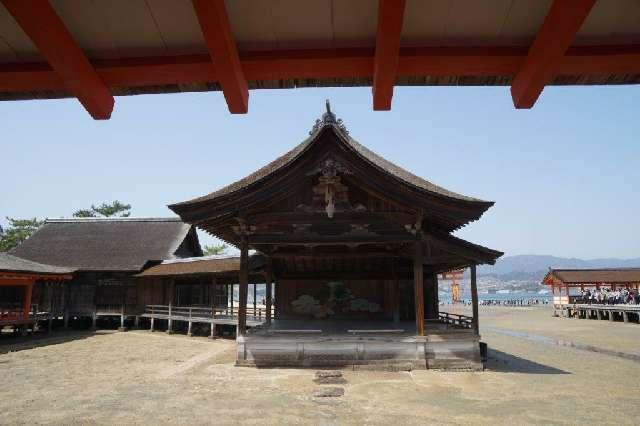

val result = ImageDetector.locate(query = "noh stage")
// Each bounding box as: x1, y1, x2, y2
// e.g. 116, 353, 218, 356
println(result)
170, 103, 502, 370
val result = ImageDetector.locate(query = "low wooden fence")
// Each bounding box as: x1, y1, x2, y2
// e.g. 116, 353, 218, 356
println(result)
142, 304, 268, 326
438, 312, 473, 329
0, 309, 29, 325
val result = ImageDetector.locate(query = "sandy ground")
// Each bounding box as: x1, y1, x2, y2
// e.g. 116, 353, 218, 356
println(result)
1, 308, 639, 425
453, 305, 640, 355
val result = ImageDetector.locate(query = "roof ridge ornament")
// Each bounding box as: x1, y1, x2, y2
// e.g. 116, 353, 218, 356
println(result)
309, 99, 349, 136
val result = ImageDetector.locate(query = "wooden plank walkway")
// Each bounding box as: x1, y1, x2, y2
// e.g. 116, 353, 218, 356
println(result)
558, 304, 640, 323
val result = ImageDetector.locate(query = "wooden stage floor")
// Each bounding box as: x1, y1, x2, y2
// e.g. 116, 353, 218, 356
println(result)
250, 319, 464, 335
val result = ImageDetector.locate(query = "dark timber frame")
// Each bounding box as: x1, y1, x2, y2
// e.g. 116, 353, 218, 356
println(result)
170, 104, 502, 368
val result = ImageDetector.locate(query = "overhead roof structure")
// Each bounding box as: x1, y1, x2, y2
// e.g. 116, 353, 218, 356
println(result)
10, 218, 202, 272
135, 254, 265, 282
543, 268, 640, 286
1, 0, 639, 119
0, 252, 74, 278
170, 103, 502, 273
170, 102, 496, 234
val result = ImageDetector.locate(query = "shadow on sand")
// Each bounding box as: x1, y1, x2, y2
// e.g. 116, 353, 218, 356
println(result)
485, 348, 570, 374
0, 330, 98, 355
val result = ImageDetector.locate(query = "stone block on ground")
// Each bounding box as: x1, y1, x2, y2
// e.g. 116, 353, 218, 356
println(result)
313, 387, 345, 398
315, 370, 343, 379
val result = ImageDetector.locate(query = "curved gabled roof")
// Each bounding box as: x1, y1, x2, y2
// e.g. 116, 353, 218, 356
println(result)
543, 268, 640, 285
170, 106, 493, 215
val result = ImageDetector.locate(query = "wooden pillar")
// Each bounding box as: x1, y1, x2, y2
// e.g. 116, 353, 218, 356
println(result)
167, 277, 175, 306
471, 264, 479, 335
167, 302, 173, 334
413, 241, 424, 335
253, 283, 257, 317
23, 280, 34, 318
47, 281, 53, 314
237, 235, 249, 336
210, 275, 217, 307
63, 279, 70, 329
150, 316, 155, 332
230, 284, 234, 313
273, 279, 279, 319
391, 259, 400, 323
187, 321, 193, 337
428, 272, 440, 319
209, 322, 217, 339
265, 257, 273, 325
118, 296, 127, 331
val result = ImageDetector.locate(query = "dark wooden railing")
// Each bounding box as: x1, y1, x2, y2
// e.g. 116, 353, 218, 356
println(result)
143, 304, 268, 323
439, 312, 473, 329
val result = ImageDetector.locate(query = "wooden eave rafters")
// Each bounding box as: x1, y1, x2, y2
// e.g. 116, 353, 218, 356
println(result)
372, 0, 406, 110
2, 45, 640, 108
1, 0, 114, 119
192, 0, 248, 113
511, 0, 597, 108
425, 232, 503, 265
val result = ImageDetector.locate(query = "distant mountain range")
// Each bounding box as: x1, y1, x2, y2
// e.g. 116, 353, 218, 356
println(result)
477, 255, 640, 281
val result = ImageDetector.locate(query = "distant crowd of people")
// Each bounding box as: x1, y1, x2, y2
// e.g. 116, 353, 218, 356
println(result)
440, 299, 550, 307
477, 299, 549, 307
579, 288, 640, 305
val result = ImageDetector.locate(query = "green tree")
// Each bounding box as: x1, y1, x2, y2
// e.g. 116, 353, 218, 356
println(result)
0, 217, 44, 252
203, 243, 228, 256
73, 201, 131, 218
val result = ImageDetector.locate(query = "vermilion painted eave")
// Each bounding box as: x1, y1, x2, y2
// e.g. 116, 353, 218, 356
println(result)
0, 273, 73, 282
372, 0, 406, 110
1, 45, 639, 92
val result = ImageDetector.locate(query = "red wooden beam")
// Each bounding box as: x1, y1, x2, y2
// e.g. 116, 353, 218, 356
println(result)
1, 0, 114, 119
373, 0, 406, 110
1, 46, 640, 95
511, 0, 596, 109
192, 0, 248, 113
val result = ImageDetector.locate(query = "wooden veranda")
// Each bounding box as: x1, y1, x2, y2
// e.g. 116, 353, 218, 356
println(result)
136, 255, 271, 337
0, 253, 73, 333
543, 268, 640, 324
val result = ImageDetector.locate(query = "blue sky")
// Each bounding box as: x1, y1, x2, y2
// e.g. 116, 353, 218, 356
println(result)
1, 85, 638, 259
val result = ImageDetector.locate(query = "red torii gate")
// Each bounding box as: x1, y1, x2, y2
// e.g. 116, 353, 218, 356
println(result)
440, 268, 466, 304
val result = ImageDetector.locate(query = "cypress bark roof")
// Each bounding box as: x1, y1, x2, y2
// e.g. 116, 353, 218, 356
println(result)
135, 254, 265, 278
10, 218, 200, 272
0, 252, 74, 275
169, 106, 493, 224
544, 269, 640, 285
